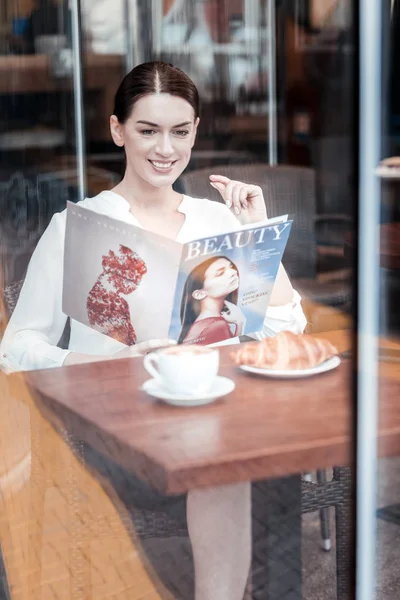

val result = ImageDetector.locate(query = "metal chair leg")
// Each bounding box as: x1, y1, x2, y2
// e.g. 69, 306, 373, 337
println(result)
334, 466, 354, 600
316, 469, 332, 551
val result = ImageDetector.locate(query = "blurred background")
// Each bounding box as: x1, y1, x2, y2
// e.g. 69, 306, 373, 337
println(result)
0, 2, 400, 600
0, 0, 363, 325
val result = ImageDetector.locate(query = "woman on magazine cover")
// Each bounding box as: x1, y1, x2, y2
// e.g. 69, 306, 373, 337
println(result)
1, 61, 307, 600
178, 256, 245, 345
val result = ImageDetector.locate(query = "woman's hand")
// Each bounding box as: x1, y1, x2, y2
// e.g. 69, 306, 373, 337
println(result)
63, 339, 177, 366
221, 301, 246, 336
114, 339, 177, 359
209, 174, 267, 225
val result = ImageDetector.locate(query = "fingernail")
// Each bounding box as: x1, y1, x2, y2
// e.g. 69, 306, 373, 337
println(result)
234, 206, 240, 215
226, 200, 232, 208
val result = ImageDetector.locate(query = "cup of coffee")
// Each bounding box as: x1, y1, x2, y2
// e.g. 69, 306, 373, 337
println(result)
143, 345, 219, 396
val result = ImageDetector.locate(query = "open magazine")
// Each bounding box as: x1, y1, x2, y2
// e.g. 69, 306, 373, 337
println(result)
63, 201, 292, 346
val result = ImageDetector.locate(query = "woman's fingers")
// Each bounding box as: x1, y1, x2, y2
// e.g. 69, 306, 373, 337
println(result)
210, 178, 234, 210
210, 174, 236, 207
209, 181, 225, 196
209, 174, 230, 185
233, 184, 251, 212
210, 176, 253, 213
136, 339, 177, 355
231, 184, 243, 214
239, 185, 249, 209
224, 180, 236, 209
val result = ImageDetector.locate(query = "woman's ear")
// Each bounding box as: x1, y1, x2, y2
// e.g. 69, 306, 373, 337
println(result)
192, 289, 206, 300
110, 115, 125, 147
191, 117, 200, 148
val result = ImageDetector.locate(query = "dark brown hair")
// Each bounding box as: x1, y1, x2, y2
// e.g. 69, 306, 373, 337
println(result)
113, 61, 200, 124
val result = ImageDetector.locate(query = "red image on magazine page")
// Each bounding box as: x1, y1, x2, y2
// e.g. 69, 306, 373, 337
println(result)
86, 245, 147, 345
178, 256, 244, 345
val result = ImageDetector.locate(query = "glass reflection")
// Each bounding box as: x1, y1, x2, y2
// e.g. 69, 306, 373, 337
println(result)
0, 2, 371, 600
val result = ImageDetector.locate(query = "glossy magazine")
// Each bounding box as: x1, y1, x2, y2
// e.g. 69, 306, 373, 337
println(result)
63, 201, 292, 346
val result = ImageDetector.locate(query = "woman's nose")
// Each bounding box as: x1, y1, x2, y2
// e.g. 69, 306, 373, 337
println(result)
155, 134, 174, 157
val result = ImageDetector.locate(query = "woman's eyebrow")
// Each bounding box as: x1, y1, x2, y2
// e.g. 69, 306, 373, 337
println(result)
136, 120, 191, 127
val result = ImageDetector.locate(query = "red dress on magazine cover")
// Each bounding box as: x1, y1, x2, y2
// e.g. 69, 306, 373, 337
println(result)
86, 245, 147, 345
181, 316, 235, 346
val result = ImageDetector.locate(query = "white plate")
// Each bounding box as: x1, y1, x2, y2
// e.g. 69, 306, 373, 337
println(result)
239, 356, 341, 379
141, 376, 235, 407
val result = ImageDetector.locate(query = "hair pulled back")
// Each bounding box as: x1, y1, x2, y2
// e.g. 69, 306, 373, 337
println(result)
113, 61, 200, 124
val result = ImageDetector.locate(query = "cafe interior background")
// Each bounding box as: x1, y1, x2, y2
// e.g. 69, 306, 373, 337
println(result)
0, 0, 399, 599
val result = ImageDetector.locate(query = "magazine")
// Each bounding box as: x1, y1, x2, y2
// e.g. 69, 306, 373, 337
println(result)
63, 201, 292, 346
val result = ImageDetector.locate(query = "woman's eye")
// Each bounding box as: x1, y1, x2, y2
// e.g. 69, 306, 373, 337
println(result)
174, 130, 189, 137
141, 130, 156, 136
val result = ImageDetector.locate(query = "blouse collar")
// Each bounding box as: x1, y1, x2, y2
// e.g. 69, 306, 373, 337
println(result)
100, 190, 188, 215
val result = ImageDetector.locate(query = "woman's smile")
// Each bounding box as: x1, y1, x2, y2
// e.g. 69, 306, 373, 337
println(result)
148, 159, 178, 173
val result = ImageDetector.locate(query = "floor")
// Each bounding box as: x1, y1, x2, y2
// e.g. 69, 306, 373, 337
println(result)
302, 456, 400, 600
0, 456, 399, 599
141, 456, 400, 600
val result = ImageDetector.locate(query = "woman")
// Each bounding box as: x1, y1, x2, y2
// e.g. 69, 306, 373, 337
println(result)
0, 61, 306, 600
178, 256, 245, 345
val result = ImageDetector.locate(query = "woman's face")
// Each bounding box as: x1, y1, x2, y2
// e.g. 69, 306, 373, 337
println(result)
110, 93, 199, 189
201, 258, 239, 299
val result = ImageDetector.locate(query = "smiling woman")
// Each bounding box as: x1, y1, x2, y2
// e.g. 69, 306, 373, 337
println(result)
110, 93, 198, 189
0, 60, 306, 370
0, 60, 307, 600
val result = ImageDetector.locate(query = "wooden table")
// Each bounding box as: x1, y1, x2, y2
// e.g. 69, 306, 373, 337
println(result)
24, 331, 400, 600
25, 332, 400, 495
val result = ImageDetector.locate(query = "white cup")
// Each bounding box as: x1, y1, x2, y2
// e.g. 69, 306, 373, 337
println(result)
143, 345, 219, 396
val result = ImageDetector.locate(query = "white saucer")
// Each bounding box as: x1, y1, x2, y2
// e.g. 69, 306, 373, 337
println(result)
141, 376, 235, 407
239, 356, 341, 379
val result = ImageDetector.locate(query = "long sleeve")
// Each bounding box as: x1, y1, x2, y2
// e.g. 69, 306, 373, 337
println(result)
0, 212, 71, 372
254, 290, 307, 340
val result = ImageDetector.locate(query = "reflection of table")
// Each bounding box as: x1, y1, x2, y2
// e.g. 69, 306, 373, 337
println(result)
26, 333, 400, 599
379, 223, 400, 270
0, 54, 123, 141
344, 224, 400, 270
344, 225, 400, 334
376, 163, 400, 222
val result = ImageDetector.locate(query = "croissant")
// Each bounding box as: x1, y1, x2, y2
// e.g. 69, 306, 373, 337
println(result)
231, 331, 338, 370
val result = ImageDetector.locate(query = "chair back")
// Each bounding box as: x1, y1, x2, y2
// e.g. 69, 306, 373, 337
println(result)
0, 170, 75, 348
2, 278, 70, 350
180, 164, 317, 279
310, 136, 353, 215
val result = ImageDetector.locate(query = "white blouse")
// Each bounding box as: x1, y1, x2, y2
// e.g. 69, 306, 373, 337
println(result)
0, 191, 307, 372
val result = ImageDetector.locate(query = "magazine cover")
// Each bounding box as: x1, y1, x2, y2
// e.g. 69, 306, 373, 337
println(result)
169, 221, 292, 345
63, 202, 292, 345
